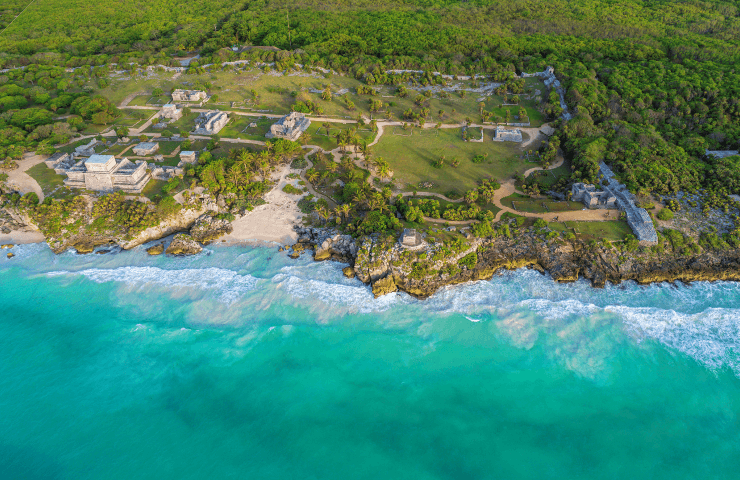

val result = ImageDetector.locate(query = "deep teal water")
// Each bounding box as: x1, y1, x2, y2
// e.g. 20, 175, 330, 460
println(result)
1, 243, 739, 479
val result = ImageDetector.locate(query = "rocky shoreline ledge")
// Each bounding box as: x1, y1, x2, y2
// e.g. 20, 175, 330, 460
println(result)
292, 226, 740, 298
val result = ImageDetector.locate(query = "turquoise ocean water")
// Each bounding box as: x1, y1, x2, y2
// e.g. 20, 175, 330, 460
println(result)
1, 242, 739, 479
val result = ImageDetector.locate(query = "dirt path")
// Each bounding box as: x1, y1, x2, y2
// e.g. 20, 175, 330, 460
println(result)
5, 154, 47, 202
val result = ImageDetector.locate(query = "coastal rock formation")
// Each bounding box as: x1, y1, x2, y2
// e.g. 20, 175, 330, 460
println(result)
296, 226, 740, 298
146, 243, 164, 255
189, 214, 233, 244
165, 234, 202, 256
294, 227, 358, 263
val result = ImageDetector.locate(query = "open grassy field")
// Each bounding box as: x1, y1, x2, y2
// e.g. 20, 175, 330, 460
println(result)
96, 68, 550, 128
218, 116, 272, 141
373, 128, 527, 196
549, 220, 633, 241
502, 193, 583, 213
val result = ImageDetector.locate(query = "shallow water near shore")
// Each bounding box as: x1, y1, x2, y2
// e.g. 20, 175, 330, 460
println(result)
1, 243, 740, 479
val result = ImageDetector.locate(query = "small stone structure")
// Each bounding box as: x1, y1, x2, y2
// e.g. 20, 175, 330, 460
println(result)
159, 103, 182, 121
63, 154, 151, 193
706, 150, 739, 159
493, 125, 522, 143
179, 151, 197, 163
44, 152, 74, 174
74, 139, 97, 156
194, 110, 228, 135
151, 166, 184, 181
571, 183, 616, 208
266, 112, 311, 141
599, 162, 658, 244
400, 228, 425, 250
132, 142, 159, 156
171, 89, 206, 102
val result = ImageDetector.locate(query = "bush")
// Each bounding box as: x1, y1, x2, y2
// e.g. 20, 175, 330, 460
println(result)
657, 208, 674, 220
458, 252, 478, 269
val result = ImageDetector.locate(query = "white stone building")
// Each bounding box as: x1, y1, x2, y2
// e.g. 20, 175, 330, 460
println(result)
571, 183, 616, 208
179, 151, 197, 163
171, 89, 207, 102
159, 104, 182, 121
492, 126, 522, 143
44, 152, 74, 174
132, 142, 159, 156
74, 139, 97, 156
63, 154, 151, 193
194, 111, 228, 135
266, 112, 311, 141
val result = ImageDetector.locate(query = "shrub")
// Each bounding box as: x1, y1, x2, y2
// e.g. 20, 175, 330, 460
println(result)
657, 208, 674, 220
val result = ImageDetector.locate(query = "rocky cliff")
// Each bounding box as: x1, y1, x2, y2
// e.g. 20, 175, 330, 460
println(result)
294, 226, 740, 298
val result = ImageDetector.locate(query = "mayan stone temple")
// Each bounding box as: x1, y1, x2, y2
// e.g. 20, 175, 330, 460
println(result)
266, 112, 311, 141
63, 154, 151, 193
171, 89, 207, 102
492, 125, 523, 142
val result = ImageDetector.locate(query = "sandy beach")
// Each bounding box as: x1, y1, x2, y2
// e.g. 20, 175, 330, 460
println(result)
220, 165, 307, 246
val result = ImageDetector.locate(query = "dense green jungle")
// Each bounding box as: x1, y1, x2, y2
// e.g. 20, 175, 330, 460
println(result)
1, 0, 740, 199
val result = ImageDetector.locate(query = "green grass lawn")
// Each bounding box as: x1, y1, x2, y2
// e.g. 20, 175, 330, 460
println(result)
96, 68, 551, 128
26, 163, 68, 197
502, 193, 583, 213
219, 116, 272, 141
373, 127, 527, 196
157, 141, 181, 155
549, 220, 633, 242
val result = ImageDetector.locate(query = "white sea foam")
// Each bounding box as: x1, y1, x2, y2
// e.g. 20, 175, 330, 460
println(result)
274, 272, 404, 314
613, 305, 740, 375
47, 266, 259, 305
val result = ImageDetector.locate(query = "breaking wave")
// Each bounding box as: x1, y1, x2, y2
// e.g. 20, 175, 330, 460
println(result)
47, 266, 259, 305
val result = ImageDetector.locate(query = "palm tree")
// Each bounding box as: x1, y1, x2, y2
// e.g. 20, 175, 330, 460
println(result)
327, 161, 339, 174
315, 205, 329, 224
306, 169, 319, 184
341, 157, 354, 172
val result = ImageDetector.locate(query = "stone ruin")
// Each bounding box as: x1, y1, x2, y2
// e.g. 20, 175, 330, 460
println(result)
171, 89, 206, 102
706, 149, 739, 159
492, 125, 522, 143
44, 152, 75, 174
179, 151, 197, 164
599, 162, 658, 244
74, 139, 97, 156
571, 183, 616, 208
159, 103, 182, 121
132, 142, 159, 156
400, 228, 425, 250
266, 112, 311, 141
63, 154, 151, 194
525, 66, 572, 121
194, 110, 228, 135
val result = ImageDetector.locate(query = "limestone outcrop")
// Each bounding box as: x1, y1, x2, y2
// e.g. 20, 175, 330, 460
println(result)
146, 243, 164, 255
189, 214, 233, 244
165, 234, 202, 256
295, 225, 740, 298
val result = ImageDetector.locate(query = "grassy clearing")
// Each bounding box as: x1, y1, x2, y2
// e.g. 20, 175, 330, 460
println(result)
373, 127, 526, 196
26, 163, 67, 197
219, 116, 272, 141
158, 141, 181, 155
96, 68, 551, 128
502, 193, 582, 213
549, 220, 632, 241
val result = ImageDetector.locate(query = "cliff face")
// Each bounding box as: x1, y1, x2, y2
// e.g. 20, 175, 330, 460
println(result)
295, 228, 740, 298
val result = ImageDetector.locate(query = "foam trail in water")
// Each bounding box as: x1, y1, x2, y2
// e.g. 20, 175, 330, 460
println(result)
614, 306, 740, 375
47, 266, 258, 305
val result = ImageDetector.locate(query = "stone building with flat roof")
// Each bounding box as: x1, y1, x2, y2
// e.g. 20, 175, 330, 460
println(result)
571, 183, 616, 208
493, 126, 522, 143
194, 111, 228, 134
179, 151, 197, 164
132, 142, 159, 156
266, 112, 311, 141
159, 104, 182, 121
171, 89, 206, 102
63, 154, 151, 193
